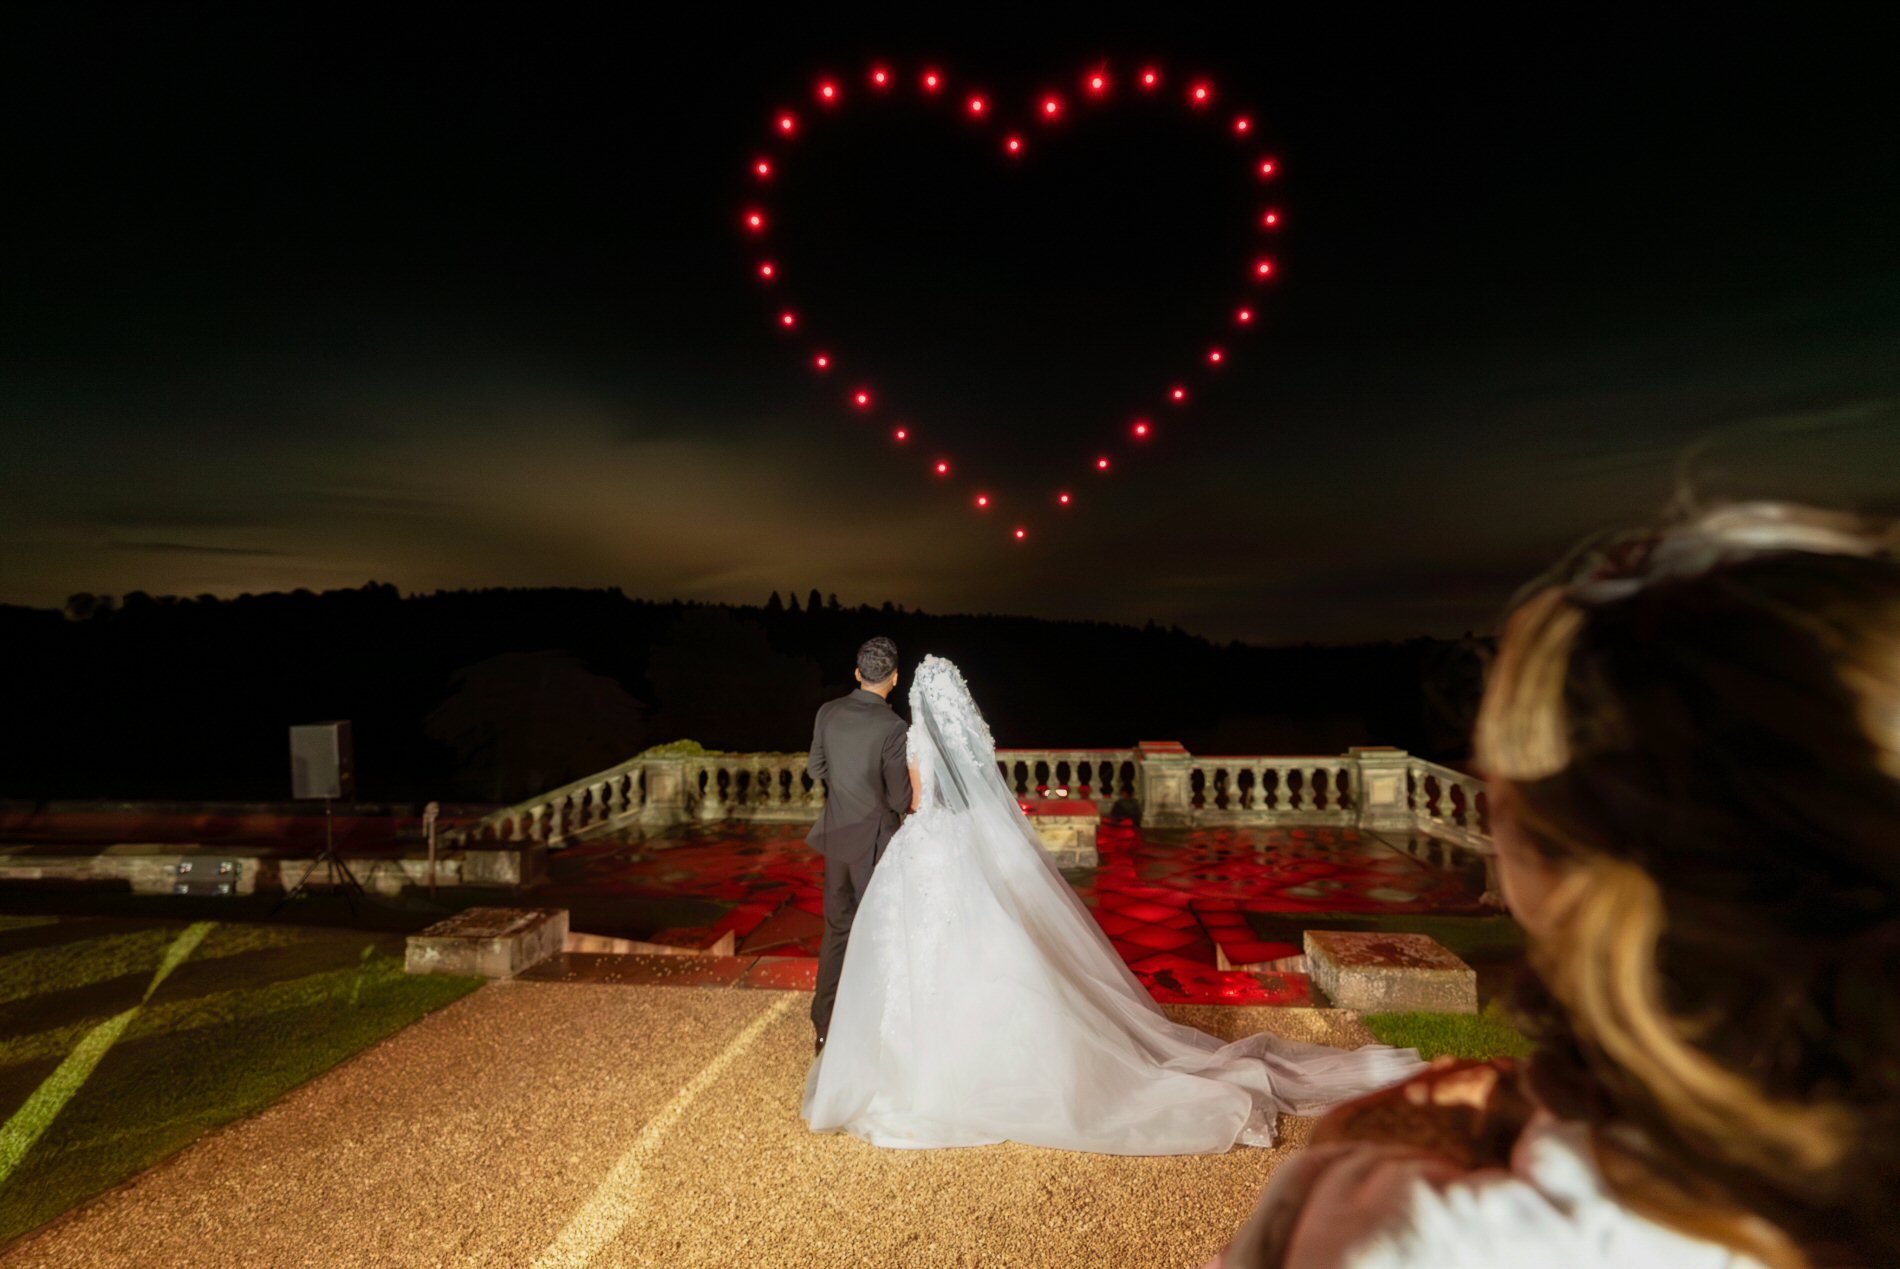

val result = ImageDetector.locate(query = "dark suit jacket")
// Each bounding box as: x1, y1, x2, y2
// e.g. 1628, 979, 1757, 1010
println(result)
805, 688, 911, 862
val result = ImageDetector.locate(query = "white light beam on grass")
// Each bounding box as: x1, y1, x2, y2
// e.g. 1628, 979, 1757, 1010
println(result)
0, 921, 216, 1188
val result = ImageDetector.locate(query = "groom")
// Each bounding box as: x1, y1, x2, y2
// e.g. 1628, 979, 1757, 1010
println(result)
805, 636, 912, 1054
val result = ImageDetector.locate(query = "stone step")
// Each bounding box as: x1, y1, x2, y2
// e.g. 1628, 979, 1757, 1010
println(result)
1303, 930, 1477, 1014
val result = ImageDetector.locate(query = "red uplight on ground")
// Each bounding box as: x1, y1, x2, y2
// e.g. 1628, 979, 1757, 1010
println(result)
817, 81, 838, 103
755, 160, 772, 178
1255, 259, 1275, 278
778, 114, 796, 134
1042, 96, 1062, 117
758, 262, 775, 280
1258, 158, 1277, 177
1087, 73, 1106, 93
1190, 82, 1211, 105
1262, 210, 1280, 227
1005, 135, 1023, 154
745, 211, 764, 231
1234, 116, 1251, 133
1140, 69, 1159, 88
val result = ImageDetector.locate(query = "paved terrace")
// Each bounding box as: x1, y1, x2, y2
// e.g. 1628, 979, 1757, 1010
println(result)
2, 978, 1377, 1268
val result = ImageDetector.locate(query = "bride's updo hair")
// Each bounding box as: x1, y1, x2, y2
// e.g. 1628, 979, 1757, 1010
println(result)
1476, 502, 1900, 1268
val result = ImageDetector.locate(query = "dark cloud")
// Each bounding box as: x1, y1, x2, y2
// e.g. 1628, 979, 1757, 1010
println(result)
105, 541, 288, 558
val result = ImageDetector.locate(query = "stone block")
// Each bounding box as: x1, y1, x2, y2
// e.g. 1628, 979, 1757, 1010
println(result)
1303, 930, 1477, 1014
405, 906, 568, 978
1020, 801, 1099, 867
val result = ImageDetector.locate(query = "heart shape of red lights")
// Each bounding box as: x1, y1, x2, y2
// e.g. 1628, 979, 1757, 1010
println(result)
742, 62, 1280, 543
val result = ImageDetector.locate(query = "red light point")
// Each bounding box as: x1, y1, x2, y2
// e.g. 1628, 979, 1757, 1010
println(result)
1140, 68, 1159, 89
758, 262, 775, 280
975, 493, 990, 508
1043, 95, 1062, 117
935, 460, 950, 475
744, 211, 764, 231
968, 95, 986, 115
1014, 527, 1027, 541
1255, 259, 1275, 278
1096, 456, 1111, 471
817, 81, 839, 103
1208, 348, 1225, 364
1258, 158, 1277, 177
1237, 307, 1254, 323
778, 114, 796, 134
853, 389, 871, 408
1133, 419, 1151, 437
1087, 73, 1106, 93
1262, 209, 1279, 228
893, 427, 908, 441
813, 353, 830, 369
779, 311, 796, 328
922, 70, 942, 92
1234, 116, 1250, 133
1005, 135, 1023, 154
754, 160, 772, 178
1058, 491, 1072, 506
1170, 386, 1187, 402
871, 67, 890, 88
1190, 82, 1212, 105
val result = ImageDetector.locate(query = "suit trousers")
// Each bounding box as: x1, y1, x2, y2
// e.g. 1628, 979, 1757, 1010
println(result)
811, 841, 884, 1036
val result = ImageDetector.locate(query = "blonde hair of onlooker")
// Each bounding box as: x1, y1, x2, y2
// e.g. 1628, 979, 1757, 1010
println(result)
1476, 502, 1900, 1269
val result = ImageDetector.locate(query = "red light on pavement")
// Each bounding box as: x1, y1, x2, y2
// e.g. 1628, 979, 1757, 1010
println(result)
755, 160, 771, 178
968, 95, 986, 115
817, 81, 838, 103
1190, 82, 1211, 105
871, 67, 889, 88
1042, 95, 1062, 117
1255, 259, 1275, 278
853, 389, 871, 408
744, 211, 764, 231
1140, 68, 1159, 88
1234, 116, 1251, 133
1005, 135, 1023, 154
1087, 73, 1106, 93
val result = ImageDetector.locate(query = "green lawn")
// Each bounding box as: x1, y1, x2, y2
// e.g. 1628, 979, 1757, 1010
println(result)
0, 914, 483, 1243
1362, 999, 1535, 1061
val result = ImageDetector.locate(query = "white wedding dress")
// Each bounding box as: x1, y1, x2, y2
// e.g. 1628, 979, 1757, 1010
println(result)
802, 655, 1425, 1155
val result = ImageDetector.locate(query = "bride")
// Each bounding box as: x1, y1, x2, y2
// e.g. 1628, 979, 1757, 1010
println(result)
802, 655, 1425, 1155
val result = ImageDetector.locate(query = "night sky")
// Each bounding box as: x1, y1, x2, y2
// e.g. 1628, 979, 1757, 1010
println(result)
5, 6, 1898, 643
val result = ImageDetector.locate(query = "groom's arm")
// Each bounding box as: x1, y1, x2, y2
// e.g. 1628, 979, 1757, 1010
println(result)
807, 709, 828, 782
880, 723, 912, 816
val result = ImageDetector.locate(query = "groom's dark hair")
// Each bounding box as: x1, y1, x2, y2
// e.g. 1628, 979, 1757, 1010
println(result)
856, 636, 899, 684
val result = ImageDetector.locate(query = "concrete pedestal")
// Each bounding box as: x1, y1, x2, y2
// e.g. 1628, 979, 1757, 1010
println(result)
1020, 799, 1100, 867
1304, 930, 1477, 1014
405, 906, 568, 978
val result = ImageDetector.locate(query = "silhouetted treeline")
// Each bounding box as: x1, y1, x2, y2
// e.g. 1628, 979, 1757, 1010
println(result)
0, 584, 1490, 803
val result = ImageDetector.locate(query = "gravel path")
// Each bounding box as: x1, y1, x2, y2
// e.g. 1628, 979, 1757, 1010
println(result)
2, 982, 1378, 1268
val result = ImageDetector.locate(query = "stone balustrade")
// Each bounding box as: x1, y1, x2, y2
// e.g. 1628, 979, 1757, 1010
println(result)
444, 742, 1494, 858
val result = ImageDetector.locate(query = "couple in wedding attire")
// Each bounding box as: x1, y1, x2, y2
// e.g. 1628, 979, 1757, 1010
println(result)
801, 638, 1424, 1155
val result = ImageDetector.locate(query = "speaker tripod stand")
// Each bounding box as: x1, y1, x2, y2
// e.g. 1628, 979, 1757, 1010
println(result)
272, 798, 367, 917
